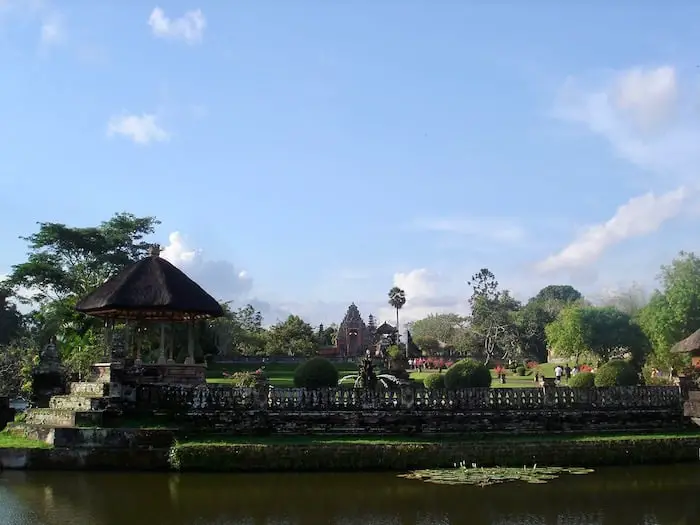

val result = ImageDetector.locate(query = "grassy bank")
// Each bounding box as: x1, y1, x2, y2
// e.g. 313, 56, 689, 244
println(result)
0, 432, 51, 449
170, 431, 700, 472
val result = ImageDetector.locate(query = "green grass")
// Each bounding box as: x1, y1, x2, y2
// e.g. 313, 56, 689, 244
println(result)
206, 361, 586, 388
0, 432, 51, 449
179, 429, 700, 447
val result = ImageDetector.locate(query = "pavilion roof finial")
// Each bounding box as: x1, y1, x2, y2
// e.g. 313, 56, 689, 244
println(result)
148, 244, 162, 257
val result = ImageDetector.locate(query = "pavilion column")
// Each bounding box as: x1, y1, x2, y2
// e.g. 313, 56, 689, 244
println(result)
167, 322, 175, 363
135, 325, 143, 366
185, 321, 195, 365
157, 323, 167, 364
125, 320, 132, 361
104, 319, 113, 360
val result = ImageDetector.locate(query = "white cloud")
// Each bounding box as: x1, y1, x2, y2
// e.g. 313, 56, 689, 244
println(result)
537, 187, 689, 273
106, 113, 170, 145
1, 0, 65, 48
39, 12, 63, 46
160, 232, 252, 302
412, 217, 526, 244
542, 65, 700, 273
148, 7, 206, 45
377, 269, 465, 325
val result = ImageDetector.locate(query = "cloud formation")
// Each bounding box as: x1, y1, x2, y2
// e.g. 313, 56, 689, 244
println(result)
160, 232, 252, 303
148, 7, 206, 45
537, 187, 688, 273
1, 0, 65, 48
540, 65, 700, 273
106, 113, 170, 145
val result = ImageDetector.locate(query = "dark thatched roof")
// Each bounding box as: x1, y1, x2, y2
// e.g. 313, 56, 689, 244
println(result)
671, 328, 700, 354
376, 322, 397, 335
75, 253, 224, 321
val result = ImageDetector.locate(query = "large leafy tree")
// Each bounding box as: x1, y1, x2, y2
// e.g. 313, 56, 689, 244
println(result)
637, 251, 700, 367
0, 287, 25, 346
265, 315, 318, 357
5, 212, 159, 348
546, 305, 649, 365
516, 285, 584, 362
467, 269, 522, 363
409, 313, 467, 345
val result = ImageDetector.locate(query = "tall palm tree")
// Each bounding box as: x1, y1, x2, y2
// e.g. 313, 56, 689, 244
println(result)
387, 287, 406, 351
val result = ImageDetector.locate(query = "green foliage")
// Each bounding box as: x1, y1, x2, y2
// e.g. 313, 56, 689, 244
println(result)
266, 315, 318, 357
443, 359, 492, 389
226, 371, 261, 387
293, 357, 339, 388
0, 341, 38, 397
0, 289, 25, 346
401, 465, 594, 486
569, 372, 595, 388
60, 329, 106, 380
637, 252, 700, 368
515, 365, 526, 376
594, 360, 639, 387
409, 314, 467, 347
422, 373, 445, 389
546, 305, 649, 364
386, 345, 401, 359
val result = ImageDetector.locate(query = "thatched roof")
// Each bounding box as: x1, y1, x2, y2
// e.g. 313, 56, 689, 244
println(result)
75, 249, 223, 321
376, 322, 397, 335
671, 328, 700, 354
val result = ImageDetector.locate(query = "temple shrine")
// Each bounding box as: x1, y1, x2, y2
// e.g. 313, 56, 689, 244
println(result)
318, 303, 398, 358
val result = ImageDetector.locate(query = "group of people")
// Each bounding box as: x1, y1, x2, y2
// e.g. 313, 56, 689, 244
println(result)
534, 364, 584, 384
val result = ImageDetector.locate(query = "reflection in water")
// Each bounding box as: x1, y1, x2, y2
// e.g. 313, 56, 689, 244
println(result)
1, 464, 700, 525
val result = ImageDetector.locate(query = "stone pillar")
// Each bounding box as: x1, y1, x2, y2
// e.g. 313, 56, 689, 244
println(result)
167, 322, 175, 364
135, 326, 143, 366
185, 321, 195, 365
157, 323, 167, 364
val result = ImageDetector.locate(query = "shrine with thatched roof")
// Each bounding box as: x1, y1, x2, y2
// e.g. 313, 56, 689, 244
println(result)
75, 245, 224, 385
671, 328, 700, 368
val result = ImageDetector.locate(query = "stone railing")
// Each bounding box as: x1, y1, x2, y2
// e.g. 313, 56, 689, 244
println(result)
132, 385, 682, 413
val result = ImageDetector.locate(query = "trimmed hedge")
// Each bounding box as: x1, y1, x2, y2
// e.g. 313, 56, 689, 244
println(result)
595, 360, 639, 387
294, 358, 339, 388
444, 359, 492, 389
423, 373, 445, 390
515, 366, 526, 376
569, 372, 595, 388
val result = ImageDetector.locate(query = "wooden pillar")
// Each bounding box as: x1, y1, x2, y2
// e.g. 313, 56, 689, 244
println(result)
158, 323, 167, 364
103, 319, 112, 359
135, 324, 143, 365
125, 320, 132, 360
185, 321, 195, 365
168, 322, 175, 363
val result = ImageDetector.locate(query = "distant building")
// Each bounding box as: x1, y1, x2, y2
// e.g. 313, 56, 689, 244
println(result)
336, 303, 371, 357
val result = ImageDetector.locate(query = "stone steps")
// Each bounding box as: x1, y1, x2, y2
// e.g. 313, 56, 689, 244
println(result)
49, 395, 108, 411
69, 382, 111, 397
24, 408, 104, 428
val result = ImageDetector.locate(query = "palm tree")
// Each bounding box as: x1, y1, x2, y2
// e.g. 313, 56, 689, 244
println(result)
387, 286, 407, 351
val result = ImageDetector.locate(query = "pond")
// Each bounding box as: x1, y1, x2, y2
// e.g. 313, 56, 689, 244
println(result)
1, 464, 699, 524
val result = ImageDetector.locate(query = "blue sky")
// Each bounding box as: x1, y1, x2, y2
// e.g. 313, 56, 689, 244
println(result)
2, 2, 700, 326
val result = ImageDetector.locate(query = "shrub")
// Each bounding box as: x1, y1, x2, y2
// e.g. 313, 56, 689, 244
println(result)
515, 366, 526, 376
294, 357, 339, 388
423, 373, 445, 390
444, 359, 492, 389
569, 372, 595, 388
594, 360, 639, 387
225, 371, 259, 387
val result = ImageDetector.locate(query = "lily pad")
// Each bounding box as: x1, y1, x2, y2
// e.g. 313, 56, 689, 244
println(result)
399, 465, 594, 487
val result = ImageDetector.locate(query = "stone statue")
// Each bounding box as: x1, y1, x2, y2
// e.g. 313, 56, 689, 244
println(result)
358, 355, 378, 390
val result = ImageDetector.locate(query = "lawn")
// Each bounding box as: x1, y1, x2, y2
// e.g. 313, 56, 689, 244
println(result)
0, 432, 51, 449
206, 361, 573, 388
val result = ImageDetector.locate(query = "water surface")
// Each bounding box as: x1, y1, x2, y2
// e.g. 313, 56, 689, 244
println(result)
1, 464, 700, 524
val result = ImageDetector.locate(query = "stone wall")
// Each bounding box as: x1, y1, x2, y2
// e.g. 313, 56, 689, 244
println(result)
124, 385, 687, 435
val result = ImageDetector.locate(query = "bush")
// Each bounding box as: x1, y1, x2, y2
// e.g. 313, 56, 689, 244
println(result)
569, 372, 595, 388
594, 360, 639, 387
444, 359, 492, 389
293, 357, 339, 388
225, 372, 259, 388
515, 366, 526, 376
423, 373, 445, 390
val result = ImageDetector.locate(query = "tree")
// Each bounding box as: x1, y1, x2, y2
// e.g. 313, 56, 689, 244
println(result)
467, 269, 522, 363
598, 283, 648, 316
0, 287, 24, 346
409, 313, 467, 345
516, 285, 584, 362
266, 315, 318, 357
637, 251, 700, 368
546, 305, 649, 364
316, 323, 337, 346
387, 287, 406, 338
414, 335, 441, 355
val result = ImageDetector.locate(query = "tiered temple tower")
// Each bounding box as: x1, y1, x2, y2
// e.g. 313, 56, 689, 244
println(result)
336, 303, 371, 358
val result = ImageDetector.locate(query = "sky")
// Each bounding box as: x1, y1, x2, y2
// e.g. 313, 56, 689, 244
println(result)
2, 2, 700, 327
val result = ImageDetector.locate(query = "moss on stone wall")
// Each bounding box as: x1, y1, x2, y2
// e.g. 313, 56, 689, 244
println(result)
169, 434, 700, 472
